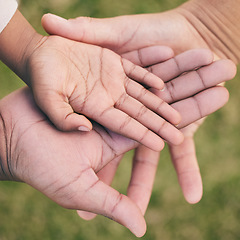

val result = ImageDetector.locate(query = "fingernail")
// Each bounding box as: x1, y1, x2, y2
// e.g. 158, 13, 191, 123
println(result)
78, 126, 91, 132
160, 86, 165, 92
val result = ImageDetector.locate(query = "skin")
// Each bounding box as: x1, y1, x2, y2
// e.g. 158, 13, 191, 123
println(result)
0, 1, 237, 236
0, 51, 234, 236
27, 36, 184, 151
41, 0, 240, 208
0, 10, 183, 152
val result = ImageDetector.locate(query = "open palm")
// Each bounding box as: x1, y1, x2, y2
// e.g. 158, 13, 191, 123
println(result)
41, 8, 236, 205
28, 36, 182, 151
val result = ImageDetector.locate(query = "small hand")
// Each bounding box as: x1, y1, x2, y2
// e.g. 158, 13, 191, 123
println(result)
27, 36, 182, 151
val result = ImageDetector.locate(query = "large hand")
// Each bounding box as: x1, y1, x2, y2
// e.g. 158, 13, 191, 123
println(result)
0, 49, 234, 235
41, 9, 237, 204
0, 87, 145, 237
76, 50, 236, 220
127, 50, 236, 206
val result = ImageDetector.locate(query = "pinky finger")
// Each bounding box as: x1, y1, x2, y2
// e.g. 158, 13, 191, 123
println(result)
122, 58, 164, 90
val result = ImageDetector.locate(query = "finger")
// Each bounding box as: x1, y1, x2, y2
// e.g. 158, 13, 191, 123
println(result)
34, 92, 92, 132
152, 59, 236, 104
126, 79, 181, 125
113, 94, 183, 146
70, 168, 146, 237
127, 145, 160, 215
42, 14, 120, 49
172, 86, 229, 129
169, 128, 203, 204
97, 106, 165, 151
77, 156, 123, 221
122, 58, 164, 90
147, 49, 214, 82
169, 136, 202, 204
121, 46, 174, 67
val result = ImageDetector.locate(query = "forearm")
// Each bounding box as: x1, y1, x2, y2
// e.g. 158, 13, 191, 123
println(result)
0, 10, 43, 84
178, 0, 240, 63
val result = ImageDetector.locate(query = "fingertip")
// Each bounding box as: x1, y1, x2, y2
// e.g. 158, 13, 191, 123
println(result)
77, 210, 97, 221
167, 130, 184, 146
107, 193, 147, 237
172, 110, 182, 127
41, 13, 68, 35
134, 222, 147, 238
183, 185, 203, 204
151, 137, 165, 152
189, 48, 214, 65
208, 86, 230, 108
154, 78, 165, 90
220, 59, 237, 80
78, 126, 92, 132
176, 48, 214, 73
179, 171, 203, 204
55, 112, 92, 132
147, 73, 165, 90
162, 46, 175, 59
142, 45, 174, 66
41, 13, 51, 21
200, 48, 214, 65
42, 13, 67, 23
175, 131, 185, 145
219, 86, 230, 103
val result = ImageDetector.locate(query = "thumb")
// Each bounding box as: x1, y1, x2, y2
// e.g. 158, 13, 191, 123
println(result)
71, 169, 147, 237
41, 13, 121, 50
35, 91, 92, 132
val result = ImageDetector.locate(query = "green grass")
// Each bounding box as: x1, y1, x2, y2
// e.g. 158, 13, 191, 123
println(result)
1, 0, 240, 239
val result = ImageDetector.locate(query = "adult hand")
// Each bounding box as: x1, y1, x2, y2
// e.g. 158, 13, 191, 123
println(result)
41, 5, 238, 204
75, 49, 236, 220
0, 87, 145, 237
0, 50, 235, 236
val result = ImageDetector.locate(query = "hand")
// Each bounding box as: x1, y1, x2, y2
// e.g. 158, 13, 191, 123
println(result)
75, 49, 236, 220
0, 87, 145, 237
41, 9, 237, 203
27, 36, 183, 151
127, 49, 236, 205
0, 49, 235, 236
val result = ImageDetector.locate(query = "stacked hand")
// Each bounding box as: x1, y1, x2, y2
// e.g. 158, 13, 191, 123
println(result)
27, 37, 183, 151
0, 3, 237, 237
0, 47, 235, 236
41, 7, 237, 206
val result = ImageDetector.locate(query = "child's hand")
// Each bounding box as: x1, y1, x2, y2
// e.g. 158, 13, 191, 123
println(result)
27, 36, 183, 151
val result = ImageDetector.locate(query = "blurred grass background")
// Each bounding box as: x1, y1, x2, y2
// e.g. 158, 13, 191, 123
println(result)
1, 0, 240, 239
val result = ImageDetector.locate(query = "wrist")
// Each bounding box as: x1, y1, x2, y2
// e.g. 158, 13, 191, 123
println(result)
0, 105, 12, 181
0, 10, 44, 85
177, 0, 240, 63
0, 91, 25, 182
